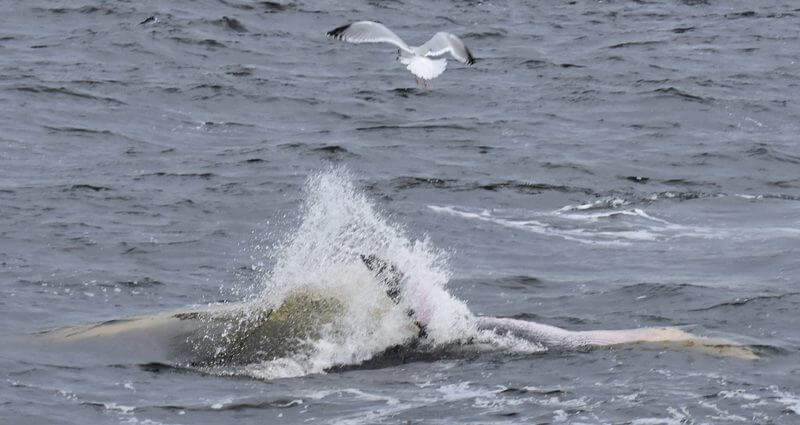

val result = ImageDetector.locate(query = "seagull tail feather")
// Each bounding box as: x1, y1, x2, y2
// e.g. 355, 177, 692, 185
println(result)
405, 56, 447, 81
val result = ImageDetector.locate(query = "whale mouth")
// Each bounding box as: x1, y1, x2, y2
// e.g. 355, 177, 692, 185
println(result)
169, 167, 541, 379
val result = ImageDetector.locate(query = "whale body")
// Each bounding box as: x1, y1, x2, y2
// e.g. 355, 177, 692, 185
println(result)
38, 258, 757, 371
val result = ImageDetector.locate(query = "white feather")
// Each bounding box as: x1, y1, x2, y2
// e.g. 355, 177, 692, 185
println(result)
415, 32, 475, 65
327, 21, 412, 53
402, 56, 447, 81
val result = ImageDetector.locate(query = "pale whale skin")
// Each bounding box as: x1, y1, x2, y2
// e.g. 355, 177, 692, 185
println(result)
474, 317, 757, 359
38, 288, 758, 369
38, 292, 354, 366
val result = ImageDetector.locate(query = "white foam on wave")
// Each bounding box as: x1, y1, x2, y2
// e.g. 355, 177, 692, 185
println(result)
103, 402, 136, 414
555, 204, 670, 225
630, 406, 692, 425
556, 197, 629, 212
307, 380, 584, 425
429, 200, 724, 246
771, 386, 800, 415
429, 204, 649, 246
120, 418, 182, 425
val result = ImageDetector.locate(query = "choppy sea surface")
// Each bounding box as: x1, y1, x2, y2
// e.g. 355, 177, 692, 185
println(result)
2, 0, 800, 424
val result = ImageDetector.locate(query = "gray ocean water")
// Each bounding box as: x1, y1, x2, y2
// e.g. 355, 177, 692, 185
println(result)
2, 0, 800, 423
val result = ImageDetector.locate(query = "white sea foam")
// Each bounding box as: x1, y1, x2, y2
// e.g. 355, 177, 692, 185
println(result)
698, 400, 748, 422
120, 418, 182, 425
428, 204, 647, 246
428, 202, 724, 246
771, 386, 800, 415
630, 406, 691, 425
718, 389, 759, 401
103, 402, 136, 414
556, 197, 629, 212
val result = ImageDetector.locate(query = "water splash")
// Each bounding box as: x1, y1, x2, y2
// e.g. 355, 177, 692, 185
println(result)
214, 167, 480, 379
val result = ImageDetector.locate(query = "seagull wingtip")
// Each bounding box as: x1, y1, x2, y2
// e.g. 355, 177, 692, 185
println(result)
465, 50, 476, 65
326, 23, 352, 39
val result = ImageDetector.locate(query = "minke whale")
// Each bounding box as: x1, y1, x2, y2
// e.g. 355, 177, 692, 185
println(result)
38, 255, 757, 372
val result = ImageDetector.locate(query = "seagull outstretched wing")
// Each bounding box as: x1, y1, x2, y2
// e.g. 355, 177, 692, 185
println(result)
417, 32, 475, 65
326, 21, 413, 54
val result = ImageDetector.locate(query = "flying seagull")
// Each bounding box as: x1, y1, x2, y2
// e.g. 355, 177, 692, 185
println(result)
326, 21, 475, 87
